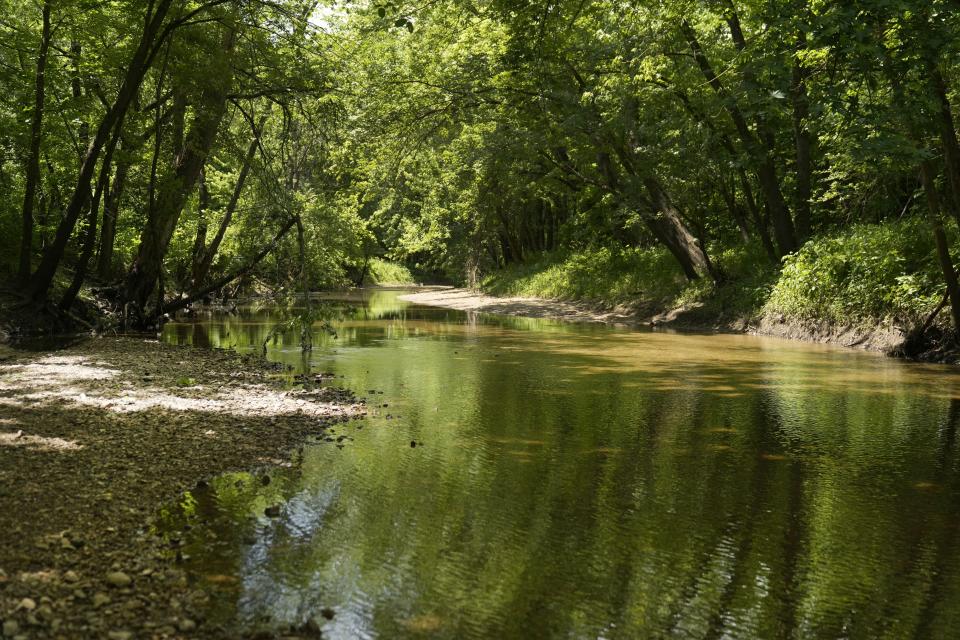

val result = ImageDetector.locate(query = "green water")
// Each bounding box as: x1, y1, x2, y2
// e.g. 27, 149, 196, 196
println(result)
160, 289, 960, 639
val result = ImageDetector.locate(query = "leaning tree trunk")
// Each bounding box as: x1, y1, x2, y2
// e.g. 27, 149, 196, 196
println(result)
96, 145, 130, 279
163, 217, 297, 315
191, 116, 264, 291
920, 160, 960, 331
18, 0, 51, 285
27, 0, 175, 301
641, 177, 716, 282
123, 28, 235, 320
680, 18, 796, 256
59, 129, 121, 311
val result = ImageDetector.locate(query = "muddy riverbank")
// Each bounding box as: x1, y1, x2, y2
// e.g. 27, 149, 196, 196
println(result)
0, 337, 364, 639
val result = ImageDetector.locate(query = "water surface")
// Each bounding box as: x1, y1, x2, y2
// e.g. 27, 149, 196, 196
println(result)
160, 289, 960, 639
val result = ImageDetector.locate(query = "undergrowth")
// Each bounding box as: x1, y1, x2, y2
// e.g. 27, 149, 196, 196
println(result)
363, 258, 415, 286
482, 217, 950, 328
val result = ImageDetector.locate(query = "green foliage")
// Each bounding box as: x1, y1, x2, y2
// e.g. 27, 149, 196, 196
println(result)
363, 258, 415, 286
484, 247, 688, 307
766, 218, 943, 324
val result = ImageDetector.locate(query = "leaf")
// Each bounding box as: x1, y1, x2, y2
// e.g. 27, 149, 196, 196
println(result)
406, 22, 414, 33
395, 18, 406, 27
377, 7, 385, 18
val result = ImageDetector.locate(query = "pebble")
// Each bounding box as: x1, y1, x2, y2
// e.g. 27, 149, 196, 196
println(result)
17, 598, 36, 612
106, 571, 132, 587
107, 631, 133, 640
2, 620, 19, 637
92, 593, 112, 608
178, 618, 197, 632
63, 570, 80, 583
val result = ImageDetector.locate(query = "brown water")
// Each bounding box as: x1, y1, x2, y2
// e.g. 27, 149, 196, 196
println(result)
160, 289, 960, 639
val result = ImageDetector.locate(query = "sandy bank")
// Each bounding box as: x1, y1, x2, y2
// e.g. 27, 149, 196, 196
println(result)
399, 288, 640, 325
0, 337, 364, 639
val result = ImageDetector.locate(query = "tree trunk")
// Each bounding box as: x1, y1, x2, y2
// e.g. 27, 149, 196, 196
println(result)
123, 27, 235, 319
718, 174, 752, 244
18, 0, 51, 284
71, 39, 89, 151
164, 217, 297, 314
60, 130, 121, 311
96, 146, 130, 279
26, 0, 174, 301
920, 160, 960, 331
680, 18, 796, 256
641, 177, 716, 282
791, 30, 813, 240
191, 116, 264, 290
929, 62, 960, 226
190, 167, 210, 287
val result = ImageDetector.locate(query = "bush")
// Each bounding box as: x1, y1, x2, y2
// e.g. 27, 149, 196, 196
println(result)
765, 218, 943, 324
483, 246, 688, 306
363, 258, 415, 285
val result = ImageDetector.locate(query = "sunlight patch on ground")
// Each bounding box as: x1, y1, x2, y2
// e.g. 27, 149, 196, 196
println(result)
0, 430, 82, 451
0, 355, 355, 419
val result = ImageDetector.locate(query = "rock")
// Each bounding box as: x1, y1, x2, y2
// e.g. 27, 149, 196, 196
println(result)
106, 571, 132, 587
178, 618, 197, 632
107, 631, 133, 640
17, 598, 36, 612
63, 570, 80, 583
2, 620, 19, 637
92, 593, 112, 608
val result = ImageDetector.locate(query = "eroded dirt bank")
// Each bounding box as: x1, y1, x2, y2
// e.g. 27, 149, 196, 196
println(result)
0, 337, 364, 639
400, 289, 918, 357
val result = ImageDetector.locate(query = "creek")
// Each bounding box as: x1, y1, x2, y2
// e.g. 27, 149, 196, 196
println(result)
159, 289, 960, 638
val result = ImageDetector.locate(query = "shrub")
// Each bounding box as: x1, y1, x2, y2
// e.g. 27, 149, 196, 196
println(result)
765, 218, 943, 324
363, 258, 415, 285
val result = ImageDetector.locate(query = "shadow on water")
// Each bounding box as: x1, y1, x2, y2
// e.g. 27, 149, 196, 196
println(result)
158, 289, 960, 639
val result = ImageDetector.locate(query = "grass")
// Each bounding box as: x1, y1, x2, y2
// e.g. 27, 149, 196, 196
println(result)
481, 217, 951, 328
483, 246, 689, 307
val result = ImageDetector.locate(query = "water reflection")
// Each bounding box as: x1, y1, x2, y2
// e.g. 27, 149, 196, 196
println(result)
159, 289, 960, 638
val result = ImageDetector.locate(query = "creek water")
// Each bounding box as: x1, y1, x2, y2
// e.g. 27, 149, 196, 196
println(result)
160, 289, 960, 639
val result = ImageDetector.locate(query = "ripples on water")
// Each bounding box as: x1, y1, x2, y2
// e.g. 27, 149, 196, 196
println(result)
159, 290, 960, 639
